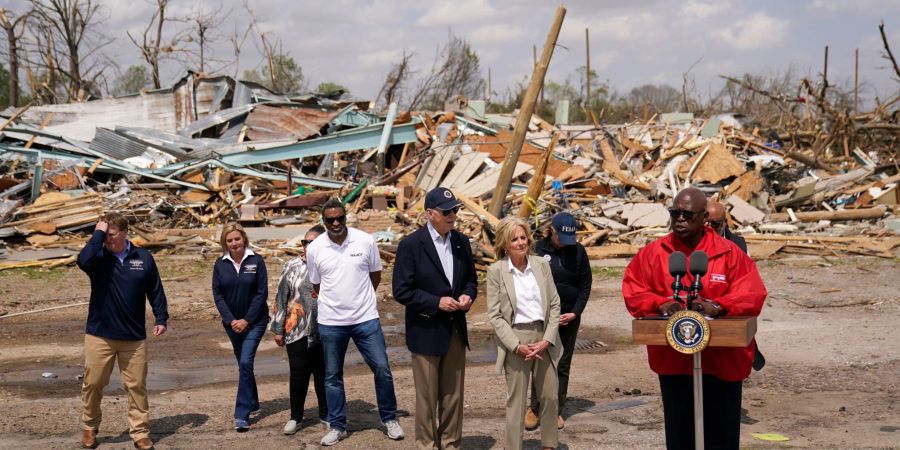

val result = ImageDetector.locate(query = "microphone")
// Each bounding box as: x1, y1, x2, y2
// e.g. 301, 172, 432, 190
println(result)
668, 251, 687, 305
688, 251, 709, 305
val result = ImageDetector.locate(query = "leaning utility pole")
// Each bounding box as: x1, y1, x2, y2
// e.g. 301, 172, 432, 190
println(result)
585, 27, 591, 108
488, 5, 566, 218
854, 48, 859, 115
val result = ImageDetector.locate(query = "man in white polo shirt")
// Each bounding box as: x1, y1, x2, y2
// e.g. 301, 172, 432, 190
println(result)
306, 198, 405, 446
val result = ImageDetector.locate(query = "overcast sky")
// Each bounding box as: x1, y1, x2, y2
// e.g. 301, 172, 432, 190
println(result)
3, 0, 899, 106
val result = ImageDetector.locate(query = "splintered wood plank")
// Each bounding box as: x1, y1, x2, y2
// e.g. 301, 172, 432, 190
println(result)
585, 243, 641, 259
457, 162, 532, 198
416, 146, 456, 192
440, 152, 488, 189
678, 142, 745, 184
453, 190, 499, 228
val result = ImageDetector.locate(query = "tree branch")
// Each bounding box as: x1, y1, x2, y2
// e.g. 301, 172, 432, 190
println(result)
879, 21, 900, 81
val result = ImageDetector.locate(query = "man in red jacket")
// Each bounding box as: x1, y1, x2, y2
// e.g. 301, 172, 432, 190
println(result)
623, 187, 767, 450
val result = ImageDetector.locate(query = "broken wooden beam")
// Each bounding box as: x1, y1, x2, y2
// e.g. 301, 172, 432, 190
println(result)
768, 205, 887, 222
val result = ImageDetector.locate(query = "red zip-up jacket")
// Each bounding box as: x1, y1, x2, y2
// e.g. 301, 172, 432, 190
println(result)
623, 228, 767, 381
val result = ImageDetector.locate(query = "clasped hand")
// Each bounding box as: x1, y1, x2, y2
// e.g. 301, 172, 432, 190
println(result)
658, 298, 720, 317
438, 295, 473, 312
230, 319, 249, 333
516, 340, 550, 361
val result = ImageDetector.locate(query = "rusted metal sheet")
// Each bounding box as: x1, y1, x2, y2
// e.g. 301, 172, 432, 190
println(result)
243, 104, 341, 141
173, 74, 195, 131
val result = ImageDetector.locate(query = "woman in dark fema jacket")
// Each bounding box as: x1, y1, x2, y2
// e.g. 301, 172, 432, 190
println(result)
212, 223, 269, 431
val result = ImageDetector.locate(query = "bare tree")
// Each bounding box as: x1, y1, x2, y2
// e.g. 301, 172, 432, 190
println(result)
29, 0, 109, 101
628, 84, 681, 116
242, 3, 303, 94
408, 34, 484, 111
127, 0, 188, 89
227, 19, 253, 78
0, 8, 31, 107
374, 50, 411, 111
186, 3, 226, 73
879, 21, 900, 82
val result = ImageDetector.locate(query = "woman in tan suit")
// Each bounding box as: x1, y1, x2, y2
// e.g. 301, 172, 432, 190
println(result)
487, 216, 562, 450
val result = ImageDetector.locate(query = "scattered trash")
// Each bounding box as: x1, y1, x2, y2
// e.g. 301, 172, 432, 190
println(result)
41, 372, 57, 379
751, 432, 790, 442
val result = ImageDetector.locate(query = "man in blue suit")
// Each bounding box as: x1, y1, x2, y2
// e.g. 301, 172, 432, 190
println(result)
392, 187, 478, 450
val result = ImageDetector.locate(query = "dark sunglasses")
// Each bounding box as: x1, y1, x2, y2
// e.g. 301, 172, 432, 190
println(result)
324, 215, 346, 224
707, 220, 724, 229
668, 208, 703, 220
434, 206, 461, 216
300, 239, 311, 246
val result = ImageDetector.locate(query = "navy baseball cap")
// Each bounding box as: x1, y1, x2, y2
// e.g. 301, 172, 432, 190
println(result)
551, 212, 578, 245
425, 187, 461, 211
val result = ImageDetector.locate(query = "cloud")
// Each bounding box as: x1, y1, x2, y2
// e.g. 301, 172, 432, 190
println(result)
358, 49, 405, 69
808, 0, 900, 14
715, 13, 788, 50
416, 0, 497, 26
682, 0, 730, 19
469, 25, 525, 44
562, 12, 663, 43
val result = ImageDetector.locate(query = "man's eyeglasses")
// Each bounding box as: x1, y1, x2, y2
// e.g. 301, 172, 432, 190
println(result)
668, 208, 703, 220
300, 239, 310, 247
324, 215, 346, 224
433, 206, 460, 216
707, 220, 724, 229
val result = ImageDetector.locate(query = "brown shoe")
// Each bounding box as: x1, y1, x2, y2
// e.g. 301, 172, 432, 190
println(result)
80, 429, 98, 449
524, 407, 539, 430
557, 415, 565, 429
133, 437, 154, 450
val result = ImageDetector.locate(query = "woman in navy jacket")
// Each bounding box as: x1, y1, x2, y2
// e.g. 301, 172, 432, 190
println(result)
212, 223, 269, 431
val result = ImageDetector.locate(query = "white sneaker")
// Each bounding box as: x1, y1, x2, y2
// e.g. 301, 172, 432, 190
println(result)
384, 420, 405, 440
283, 419, 299, 435
320, 428, 348, 446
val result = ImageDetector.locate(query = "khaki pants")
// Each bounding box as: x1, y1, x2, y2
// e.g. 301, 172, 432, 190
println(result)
81, 334, 150, 441
504, 322, 558, 450
411, 326, 466, 450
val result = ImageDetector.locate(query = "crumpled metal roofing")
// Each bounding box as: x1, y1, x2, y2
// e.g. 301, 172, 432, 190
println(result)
243, 104, 341, 141
177, 104, 255, 138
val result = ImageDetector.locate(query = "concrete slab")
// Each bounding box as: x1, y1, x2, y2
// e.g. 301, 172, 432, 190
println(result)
620, 203, 670, 228
243, 226, 310, 242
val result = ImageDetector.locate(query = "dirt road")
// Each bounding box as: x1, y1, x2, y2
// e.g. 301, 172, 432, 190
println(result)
1, 254, 898, 449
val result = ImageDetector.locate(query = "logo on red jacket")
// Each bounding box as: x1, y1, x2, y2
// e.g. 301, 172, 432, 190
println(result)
710, 273, 727, 283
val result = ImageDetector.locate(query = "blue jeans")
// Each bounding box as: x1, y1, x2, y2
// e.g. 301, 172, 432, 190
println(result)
318, 318, 398, 431
224, 322, 266, 421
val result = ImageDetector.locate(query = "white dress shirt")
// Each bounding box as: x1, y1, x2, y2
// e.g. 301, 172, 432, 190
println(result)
509, 258, 543, 324
426, 221, 454, 287
222, 248, 255, 273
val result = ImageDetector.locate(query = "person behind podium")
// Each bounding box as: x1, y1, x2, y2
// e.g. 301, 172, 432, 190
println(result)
622, 187, 767, 450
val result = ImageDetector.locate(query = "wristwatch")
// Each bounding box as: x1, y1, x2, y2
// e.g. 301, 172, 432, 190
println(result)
708, 301, 724, 317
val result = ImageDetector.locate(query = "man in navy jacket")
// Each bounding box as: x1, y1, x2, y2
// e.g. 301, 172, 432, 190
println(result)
76, 213, 168, 450
392, 187, 478, 450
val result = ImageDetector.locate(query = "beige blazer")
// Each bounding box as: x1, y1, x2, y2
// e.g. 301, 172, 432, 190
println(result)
486, 254, 562, 374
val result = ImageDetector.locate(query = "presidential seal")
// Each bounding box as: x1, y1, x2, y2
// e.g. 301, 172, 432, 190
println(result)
665, 309, 710, 354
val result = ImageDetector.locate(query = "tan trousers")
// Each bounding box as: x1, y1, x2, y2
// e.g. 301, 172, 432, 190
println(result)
504, 322, 558, 450
81, 334, 150, 441
410, 326, 466, 450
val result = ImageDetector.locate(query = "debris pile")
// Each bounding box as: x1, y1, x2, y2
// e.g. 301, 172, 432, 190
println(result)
1, 71, 898, 271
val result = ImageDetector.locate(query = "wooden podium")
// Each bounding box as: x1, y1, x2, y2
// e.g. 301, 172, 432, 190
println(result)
632, 315, 757, 450
632, 316, 757, 347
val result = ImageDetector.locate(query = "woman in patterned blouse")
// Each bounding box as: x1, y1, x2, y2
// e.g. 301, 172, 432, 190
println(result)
271, 225, 328, 435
